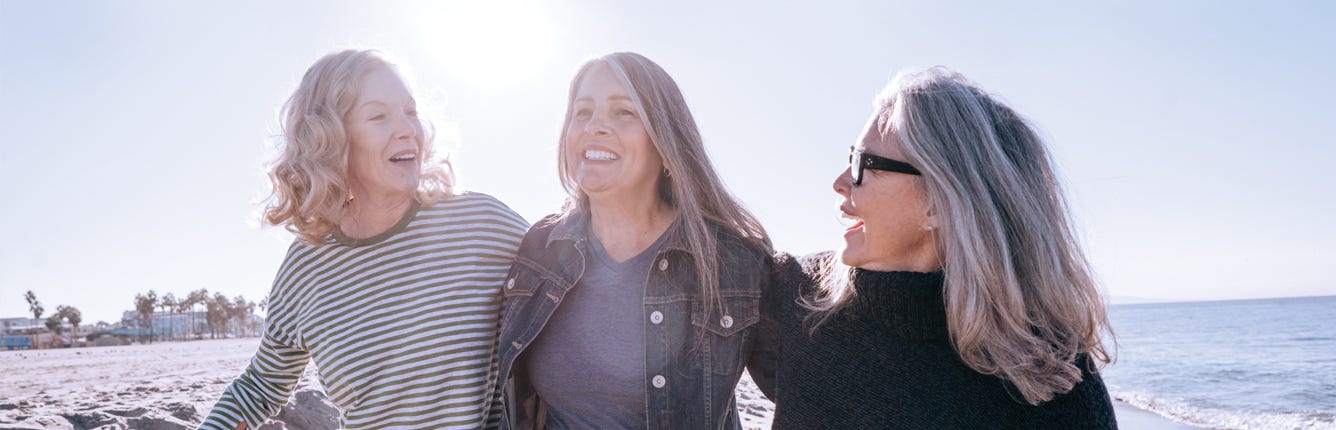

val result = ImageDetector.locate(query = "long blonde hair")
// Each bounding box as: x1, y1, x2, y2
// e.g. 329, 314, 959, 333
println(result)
262, 49, 454, 245
556, 52, 772, 315
809, 67, 1112, 405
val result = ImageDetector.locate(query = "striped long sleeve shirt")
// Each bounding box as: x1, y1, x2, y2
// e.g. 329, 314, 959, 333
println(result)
200, 192, 528, 430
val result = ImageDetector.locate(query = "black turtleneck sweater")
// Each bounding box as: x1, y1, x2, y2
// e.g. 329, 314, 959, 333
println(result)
759, 252, 1116, 429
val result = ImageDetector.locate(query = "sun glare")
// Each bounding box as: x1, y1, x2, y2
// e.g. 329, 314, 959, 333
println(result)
410, 1, 558, 88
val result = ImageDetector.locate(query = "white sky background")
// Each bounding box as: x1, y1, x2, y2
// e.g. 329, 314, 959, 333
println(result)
2, 1, 1333, 323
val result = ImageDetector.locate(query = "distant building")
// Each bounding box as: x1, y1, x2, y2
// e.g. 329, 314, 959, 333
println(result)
121, 310, 212, 340
0, 317, 35, 333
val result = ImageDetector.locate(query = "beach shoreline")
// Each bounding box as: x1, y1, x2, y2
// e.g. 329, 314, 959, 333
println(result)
1, 338, 1195, 429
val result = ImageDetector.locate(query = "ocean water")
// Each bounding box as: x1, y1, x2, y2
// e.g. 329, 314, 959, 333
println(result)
1105, 296, 1336, 429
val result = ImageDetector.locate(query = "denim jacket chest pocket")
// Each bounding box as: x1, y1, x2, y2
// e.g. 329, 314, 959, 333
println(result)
500, 262, 565, 354
689, 289, 761, 376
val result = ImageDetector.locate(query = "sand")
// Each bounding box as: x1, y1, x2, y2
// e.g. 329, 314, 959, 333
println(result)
0, 338, 1190, 429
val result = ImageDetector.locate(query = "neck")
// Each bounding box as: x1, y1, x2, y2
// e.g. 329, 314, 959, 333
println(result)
858, 251, 941, 273
340, 191, 415, 240
587, 194, 677, 262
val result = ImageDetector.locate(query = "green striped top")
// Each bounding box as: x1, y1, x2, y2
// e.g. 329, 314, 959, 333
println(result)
200, 192, 528, 430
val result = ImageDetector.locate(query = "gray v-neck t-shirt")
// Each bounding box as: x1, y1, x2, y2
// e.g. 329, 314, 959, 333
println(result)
525, 229, 669, 429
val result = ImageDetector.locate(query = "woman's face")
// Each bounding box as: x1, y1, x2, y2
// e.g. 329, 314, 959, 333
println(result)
344, 65, 423, 202
564, 63, 662, 203
833, 110, 935, 271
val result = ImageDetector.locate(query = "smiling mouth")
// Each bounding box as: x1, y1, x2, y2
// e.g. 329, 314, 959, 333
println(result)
839, 206, 863, 230
389, 153, 416, 163
584, 149, 618, 161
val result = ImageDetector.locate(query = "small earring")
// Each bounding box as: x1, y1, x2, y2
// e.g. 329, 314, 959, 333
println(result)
663, 168, 672, 178
927, 225, 935, 232
345, 192, 356, 205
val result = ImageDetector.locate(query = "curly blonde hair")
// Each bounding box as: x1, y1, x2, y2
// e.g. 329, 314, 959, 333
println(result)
262, 49, 454, 245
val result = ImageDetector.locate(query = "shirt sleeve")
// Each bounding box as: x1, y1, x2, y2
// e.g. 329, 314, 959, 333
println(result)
197, 321, 310, 430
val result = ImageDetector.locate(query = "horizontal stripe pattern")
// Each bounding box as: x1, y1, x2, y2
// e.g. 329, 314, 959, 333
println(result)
200, 192, 527, 430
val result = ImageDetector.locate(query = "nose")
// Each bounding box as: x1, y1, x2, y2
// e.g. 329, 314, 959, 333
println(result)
583, 115, 611, 136
833, 166, 853, 197
394, 111, 419, 141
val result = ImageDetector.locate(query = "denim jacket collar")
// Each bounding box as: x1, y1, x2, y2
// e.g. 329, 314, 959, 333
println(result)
545, 209, 691, 254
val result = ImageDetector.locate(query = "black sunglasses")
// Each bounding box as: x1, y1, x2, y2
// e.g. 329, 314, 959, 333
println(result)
849, 146, 921, 185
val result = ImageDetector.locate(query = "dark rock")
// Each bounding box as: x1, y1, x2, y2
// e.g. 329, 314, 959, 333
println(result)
125, 416, 191, 430
103, 406, 147, 417
267, 388, 338, 430
59, 411, 122, 429
161, 403, 198, 423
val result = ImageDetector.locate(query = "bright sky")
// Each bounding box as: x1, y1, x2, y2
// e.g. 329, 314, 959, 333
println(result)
2, 1, 1333, 323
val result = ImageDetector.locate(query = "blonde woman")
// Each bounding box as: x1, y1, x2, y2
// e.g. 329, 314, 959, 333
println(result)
764, 67, 1116, 428
494, 52, 774, 429
199, 50, 527, 429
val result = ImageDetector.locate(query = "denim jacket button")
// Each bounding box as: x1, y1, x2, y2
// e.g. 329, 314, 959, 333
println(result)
650, 311, 664, 325
506, 278, 515, 290
720, 315, 734, 329
652, 374, 666, 388
658, 258, 669, 271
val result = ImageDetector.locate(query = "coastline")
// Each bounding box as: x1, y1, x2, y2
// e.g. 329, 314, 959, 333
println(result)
1114, 400, 1199, 429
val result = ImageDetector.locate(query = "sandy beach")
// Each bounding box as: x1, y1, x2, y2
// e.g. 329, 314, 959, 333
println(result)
1, 338, 1191, 429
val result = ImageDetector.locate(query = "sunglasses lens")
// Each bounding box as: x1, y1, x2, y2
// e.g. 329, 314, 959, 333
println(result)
850, 152, 862, 184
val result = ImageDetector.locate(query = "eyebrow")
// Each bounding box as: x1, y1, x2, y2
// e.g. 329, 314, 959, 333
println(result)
356, 97, 416, 110
574, 95, 633, 103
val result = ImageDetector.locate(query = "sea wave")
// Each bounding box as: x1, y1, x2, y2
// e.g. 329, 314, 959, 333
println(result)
1113, 390, 1336, 430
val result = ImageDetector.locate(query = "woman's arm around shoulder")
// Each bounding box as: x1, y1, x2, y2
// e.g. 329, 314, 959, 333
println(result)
746, 251, 819, 400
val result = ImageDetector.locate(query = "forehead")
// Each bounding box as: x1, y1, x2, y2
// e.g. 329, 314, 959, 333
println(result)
859, 109, 902, 156
574, 63, 631, 100
355, 66, 413, 104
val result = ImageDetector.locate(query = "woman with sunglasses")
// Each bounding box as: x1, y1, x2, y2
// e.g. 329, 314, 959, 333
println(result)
761, 67, 1116, 428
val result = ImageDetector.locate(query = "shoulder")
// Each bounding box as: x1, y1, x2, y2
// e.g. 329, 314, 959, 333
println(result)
512, 213, 564, 254
1027, 354, 1116, 428
708, 223, 771, 268
421, 192, 531, 234
773, 251, 833, 286
266, 239, 324, 316
768, 251, 832, 303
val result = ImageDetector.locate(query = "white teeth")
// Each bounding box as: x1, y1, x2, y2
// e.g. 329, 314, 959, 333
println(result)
584, 150, 618, 161
390, 153, 416, 161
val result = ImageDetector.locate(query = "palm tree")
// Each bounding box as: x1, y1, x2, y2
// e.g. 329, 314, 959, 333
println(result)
206, 292, 234, 338
175, 296, 192, 341
24, 291, 43, 349
133, 291, 157, 343
161, 293, 177, 341
45, 315, 62, 337
187, 289, 209, 340
231, 295, 255, 336
52, 305, 82, 340
63, 306, 82, 339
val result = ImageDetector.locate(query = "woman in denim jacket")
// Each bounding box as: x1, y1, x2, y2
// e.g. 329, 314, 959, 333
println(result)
494, 52, 775, 429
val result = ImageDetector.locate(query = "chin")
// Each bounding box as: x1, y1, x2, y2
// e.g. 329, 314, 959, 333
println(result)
838, 244, 863, 268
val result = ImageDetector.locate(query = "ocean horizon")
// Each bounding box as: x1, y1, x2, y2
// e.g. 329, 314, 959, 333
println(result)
1104, 295, 1336, 429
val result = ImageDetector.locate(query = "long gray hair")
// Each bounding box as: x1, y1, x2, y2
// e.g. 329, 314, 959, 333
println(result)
808, 67, 1112, 405
555, 52, 772, 316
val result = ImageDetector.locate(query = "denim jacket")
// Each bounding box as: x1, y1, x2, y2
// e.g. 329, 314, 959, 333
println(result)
497, 212, 776, 430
